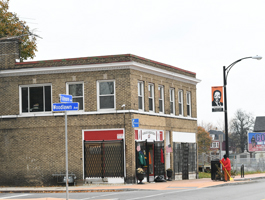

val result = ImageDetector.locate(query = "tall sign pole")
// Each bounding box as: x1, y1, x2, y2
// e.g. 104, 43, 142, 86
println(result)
53, 94, 78, 200
65, 110, 69, 200
223, 66, 229, 158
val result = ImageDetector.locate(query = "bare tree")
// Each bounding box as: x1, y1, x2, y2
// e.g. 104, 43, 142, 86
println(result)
198, 120, 224, 132
229, 109, 254, 153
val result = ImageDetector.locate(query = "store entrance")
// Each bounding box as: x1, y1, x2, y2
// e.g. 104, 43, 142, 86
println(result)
135, 141, 165, 182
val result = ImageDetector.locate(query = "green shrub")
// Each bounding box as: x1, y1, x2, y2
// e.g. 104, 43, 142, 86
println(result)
198, 172, 211, 179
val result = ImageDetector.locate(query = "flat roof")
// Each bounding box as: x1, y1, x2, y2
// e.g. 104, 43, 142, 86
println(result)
15, 54, 196, 75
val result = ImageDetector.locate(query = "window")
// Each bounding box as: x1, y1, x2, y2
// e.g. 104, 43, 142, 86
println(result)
148, 84, 154, 112
170, 88, 175, 114
20, 84, 51, 113
67, 82, 84, 110
187, 92, 191, 117
211, 142, 219, 148
98, 80, 115, 110
178, 90, 183, 115
158, 86, 164, 113
138, 81, 144, 110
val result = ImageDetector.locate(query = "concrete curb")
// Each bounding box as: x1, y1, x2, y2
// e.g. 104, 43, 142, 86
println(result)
1, 176, 265, 193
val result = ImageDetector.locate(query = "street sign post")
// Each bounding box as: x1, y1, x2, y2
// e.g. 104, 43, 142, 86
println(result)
59, 94, 72, 103
53, 95, 78, 200
53, 102, 79, 111
132, 118, 139, 128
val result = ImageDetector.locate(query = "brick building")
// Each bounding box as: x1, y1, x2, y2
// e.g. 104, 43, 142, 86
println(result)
0, 38, 200, 186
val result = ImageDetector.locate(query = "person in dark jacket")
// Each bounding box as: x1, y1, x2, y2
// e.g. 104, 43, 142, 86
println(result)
220, 154, 231, 182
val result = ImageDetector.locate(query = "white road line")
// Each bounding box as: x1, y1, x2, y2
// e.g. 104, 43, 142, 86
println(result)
79, 191, 138, 200
126, 188, 201, 200
0, 194, 31, 199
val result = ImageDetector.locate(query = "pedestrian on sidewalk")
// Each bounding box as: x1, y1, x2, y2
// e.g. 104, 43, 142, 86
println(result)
220, 154, 231, 182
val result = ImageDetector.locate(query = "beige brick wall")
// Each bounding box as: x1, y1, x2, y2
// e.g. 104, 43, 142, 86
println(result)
0, 61, 198, 186
0, 39, 19, 70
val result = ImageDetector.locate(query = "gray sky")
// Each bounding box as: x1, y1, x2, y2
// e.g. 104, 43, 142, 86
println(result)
8, 0, 265, 128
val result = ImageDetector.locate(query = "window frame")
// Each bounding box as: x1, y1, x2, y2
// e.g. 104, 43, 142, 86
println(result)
211, 142, 219, 148
138, 81, 144, 111
148, 83, 155, 112
186, 91, 191, 117
19, 84, 52, 114
158, 85, 164, 113
97, 80, 116, 111
66, 82, 84, 111
178, 90, 183, 116
170, 88, 175, 115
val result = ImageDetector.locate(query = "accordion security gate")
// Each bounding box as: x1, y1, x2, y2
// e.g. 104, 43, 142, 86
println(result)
173, 143, 197, 180
84, 140, 124, 178
154, 141, 165, 178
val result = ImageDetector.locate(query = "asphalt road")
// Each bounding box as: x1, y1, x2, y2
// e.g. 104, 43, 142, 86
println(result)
0, 179, 265, 200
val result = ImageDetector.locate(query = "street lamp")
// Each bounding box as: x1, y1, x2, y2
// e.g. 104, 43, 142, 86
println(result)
223, 56, 262, 157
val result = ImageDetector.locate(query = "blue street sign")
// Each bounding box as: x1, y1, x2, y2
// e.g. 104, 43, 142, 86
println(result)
53, 102, 79, 111
60, 94, 72, 103
132, 118, 139, 128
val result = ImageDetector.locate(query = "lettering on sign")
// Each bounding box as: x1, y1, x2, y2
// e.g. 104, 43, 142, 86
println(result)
61, 96, 71, 102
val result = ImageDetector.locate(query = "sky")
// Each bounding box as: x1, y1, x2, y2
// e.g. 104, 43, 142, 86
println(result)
7, 0, 265, 129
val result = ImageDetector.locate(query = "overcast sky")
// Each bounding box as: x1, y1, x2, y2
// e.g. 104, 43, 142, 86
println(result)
8, 0, 265, 129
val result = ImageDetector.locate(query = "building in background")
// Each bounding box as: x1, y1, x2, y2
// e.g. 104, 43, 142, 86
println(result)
0, 38, 200, 186
209, 130, 225, 159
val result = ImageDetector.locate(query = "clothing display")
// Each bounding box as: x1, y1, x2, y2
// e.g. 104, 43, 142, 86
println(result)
138, 151, 146, 166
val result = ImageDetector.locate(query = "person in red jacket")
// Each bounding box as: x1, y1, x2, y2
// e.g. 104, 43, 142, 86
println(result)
220, 154, 231, 182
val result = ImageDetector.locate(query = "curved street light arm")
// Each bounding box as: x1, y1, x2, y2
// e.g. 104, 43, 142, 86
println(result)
223, 55, 262, 158
224, 57, 252, 83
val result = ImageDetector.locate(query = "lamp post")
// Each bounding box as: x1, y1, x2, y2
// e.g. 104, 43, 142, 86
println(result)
223, 56, 262, 157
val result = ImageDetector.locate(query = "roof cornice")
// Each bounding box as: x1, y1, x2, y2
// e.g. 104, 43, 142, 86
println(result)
0, 61, 201, 84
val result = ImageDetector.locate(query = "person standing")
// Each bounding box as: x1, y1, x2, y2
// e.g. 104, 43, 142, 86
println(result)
220, 154, 231, 182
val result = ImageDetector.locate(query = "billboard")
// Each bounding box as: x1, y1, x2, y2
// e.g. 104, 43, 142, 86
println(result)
248, 132, 265, 152
212, 86, 224, 112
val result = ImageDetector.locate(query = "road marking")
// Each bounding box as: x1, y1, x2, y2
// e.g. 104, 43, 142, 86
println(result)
0, 194, 31, 199
126, 188, 201, 200
79, 191, 137, 200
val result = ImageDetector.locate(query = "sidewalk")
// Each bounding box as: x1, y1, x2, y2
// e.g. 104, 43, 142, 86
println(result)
0, 173, 265, 193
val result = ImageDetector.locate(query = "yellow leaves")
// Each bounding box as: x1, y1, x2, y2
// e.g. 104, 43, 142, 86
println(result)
0, 0, 37, 61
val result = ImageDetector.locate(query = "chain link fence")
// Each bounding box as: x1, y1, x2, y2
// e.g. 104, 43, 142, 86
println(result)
198, 153, 265, 173
231, 158, 265, 172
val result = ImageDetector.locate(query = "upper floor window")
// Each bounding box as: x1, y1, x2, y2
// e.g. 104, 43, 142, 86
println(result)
148, 84, 154, 112
138, 81, 144, 110
170, 88, 175, 115
67, 82, 84, 110
158, 86, 164, 113
20, 84, 51, 113
187, 92, 191, 117
98, 80, 115, 110
178, 90, 183, 116
211, 142, 219, 148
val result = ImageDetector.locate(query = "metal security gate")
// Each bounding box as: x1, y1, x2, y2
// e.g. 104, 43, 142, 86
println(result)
182, 143, 189, 180
154, 141, 165, 177
173, 142, 197, 180
84, 140, 124, 178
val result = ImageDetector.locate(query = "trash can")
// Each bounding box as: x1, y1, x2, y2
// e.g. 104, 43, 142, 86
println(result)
211, 159, 220, 180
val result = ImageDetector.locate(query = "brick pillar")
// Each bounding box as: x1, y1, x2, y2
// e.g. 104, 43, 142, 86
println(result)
0, 38, 20, 69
